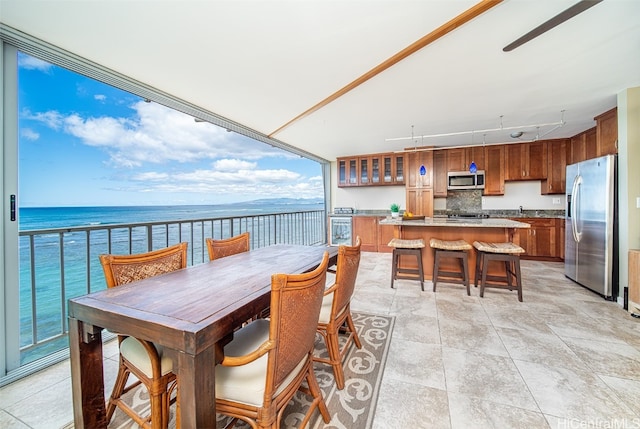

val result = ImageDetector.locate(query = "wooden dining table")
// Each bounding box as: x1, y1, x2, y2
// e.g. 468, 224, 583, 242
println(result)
68, 243, 338, 428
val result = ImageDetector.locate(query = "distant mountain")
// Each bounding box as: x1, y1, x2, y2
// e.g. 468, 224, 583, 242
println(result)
242, 197, 324, 205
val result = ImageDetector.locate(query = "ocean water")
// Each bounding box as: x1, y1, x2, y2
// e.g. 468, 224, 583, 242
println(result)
17, 200, 325, 364
19, 200, 324, 230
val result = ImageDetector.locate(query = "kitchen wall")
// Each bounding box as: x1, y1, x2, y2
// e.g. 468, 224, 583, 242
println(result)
434, 181, 565, 211
333, 184, 405, 212
617, 86, 640, 305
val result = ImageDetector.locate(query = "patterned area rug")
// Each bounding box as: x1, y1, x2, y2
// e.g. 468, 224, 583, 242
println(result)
106, 312, 394, 429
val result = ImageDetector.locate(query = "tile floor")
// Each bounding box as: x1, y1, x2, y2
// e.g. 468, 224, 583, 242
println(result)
2, 252, 640, 428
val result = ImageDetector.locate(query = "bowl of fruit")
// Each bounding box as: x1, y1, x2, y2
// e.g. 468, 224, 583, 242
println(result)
402, 211, 425, 220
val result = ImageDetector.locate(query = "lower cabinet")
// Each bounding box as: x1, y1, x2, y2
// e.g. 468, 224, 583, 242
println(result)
405, 188, 434, 217
351, 216, 396, 253
352, 216, 379, 252
377, 221, 395, 253
513, 218, 561, 260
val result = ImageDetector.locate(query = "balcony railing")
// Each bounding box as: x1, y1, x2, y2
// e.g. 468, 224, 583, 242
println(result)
15, 209, 326, 376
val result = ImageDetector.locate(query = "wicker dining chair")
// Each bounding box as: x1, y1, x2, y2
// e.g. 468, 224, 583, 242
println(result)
205, 232, 250, 261
215, 252, 331, 429
205, 232, 269, 320
99, 242, 188, 429
315, 237, 362, 390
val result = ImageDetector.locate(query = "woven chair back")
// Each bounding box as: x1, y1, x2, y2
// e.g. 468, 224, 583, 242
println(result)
206, 232, 250, 261
268, 252, 329, 389
331, 237, 361, 318
100, 242, 188, 288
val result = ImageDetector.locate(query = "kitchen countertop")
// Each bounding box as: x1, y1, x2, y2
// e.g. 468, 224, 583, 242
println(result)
329, 209, 564, 219
379, 217, 531, 228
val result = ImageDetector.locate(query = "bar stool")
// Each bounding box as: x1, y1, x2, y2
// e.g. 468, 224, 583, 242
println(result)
429, 238, 472, 295
473, 241, 525, 302
388, 238, 425, 291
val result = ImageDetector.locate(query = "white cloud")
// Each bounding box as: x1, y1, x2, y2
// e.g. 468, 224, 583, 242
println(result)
123, 165, 313, 199
25, 101, 286, 167
21, 109, 64, 130
21, 128, 40, 141
94, 94, 107, 102
132, 172, 169, 181
213, 159, 257, 172
21, 97, 322, 202
18, 54, 53, 72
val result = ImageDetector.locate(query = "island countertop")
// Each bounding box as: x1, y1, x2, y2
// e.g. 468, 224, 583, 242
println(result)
379, 216, 530, 282
379, 217, 531, 229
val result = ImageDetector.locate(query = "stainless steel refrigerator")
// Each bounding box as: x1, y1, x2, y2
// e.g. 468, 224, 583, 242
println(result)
565, 154, 618, 299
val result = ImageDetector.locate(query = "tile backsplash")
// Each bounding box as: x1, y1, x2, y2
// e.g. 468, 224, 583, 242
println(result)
446, 190, 482, 213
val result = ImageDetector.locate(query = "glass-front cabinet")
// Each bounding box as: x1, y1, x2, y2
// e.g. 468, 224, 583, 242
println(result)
338, 158, 359, 187
338, 152, 404, 187
383, 154, 404, 184
371, 156, 380, 184
360, 158, 369, 185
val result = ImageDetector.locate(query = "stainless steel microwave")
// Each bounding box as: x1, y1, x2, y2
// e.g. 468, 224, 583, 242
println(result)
447, 170, 485, 190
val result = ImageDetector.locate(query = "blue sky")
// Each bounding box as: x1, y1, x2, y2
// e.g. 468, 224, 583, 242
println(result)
17, 53, 324, 207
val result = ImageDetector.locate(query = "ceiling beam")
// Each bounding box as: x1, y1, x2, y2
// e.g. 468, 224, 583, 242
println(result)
269, 0, 504, 138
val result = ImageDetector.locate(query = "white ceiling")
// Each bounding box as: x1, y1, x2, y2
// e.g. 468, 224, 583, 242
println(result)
1, 0, 639, 161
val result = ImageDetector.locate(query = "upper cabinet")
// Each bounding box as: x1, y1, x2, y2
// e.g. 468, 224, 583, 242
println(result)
384, 153, 406, 185
337, 158, 358, 187
447, 147, 485, 172
569, 127, 597, 165
406, 150, 433, 188
433, 150, 447, 197
541, 139, 569, 195
338, 153, 405, 187
484, 145, 505, 195
595, 107, 618, 156
504, 141, 547, 180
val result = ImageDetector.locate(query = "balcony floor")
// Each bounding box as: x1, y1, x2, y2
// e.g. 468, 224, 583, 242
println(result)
2, 252, 640, 428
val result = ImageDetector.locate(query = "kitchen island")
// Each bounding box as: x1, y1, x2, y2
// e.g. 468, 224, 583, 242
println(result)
379, 217, 531, 282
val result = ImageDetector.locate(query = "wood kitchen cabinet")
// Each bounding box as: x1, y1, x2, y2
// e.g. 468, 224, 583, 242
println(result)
406, 150, 433, 188
406, 188, 433, 217
433, 150, 447, 197
351, 216, 396, 253
447, 147, 484, 172
569, 127, 597, 164
338, 153, 405, 187
377, 220, 395, 253
338, 158, 359, 187
383, 153, 405, 185
358, 155, 384, 185
483, 145, 505, 195
406, 150, 434, 216
505, 141, 547, 180
541, 139, 569, 195
596, 107, 618, 156
352, 216, 378, 252
514, 218, 560, 260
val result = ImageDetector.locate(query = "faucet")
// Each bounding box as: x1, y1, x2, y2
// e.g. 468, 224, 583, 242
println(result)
519, 205, 524, 215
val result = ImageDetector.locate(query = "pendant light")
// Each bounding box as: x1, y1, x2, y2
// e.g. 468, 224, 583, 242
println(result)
469, 131, 477, 173
419, 135, 426, 176
411, 125, 427, 176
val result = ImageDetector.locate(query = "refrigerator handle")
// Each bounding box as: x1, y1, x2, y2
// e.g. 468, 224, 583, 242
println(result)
571, 175, 582, 242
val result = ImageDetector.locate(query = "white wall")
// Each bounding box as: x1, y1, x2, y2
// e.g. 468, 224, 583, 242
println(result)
481, 181, 564, 210
334, 183, 406, 211
617, 87, 640, 304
